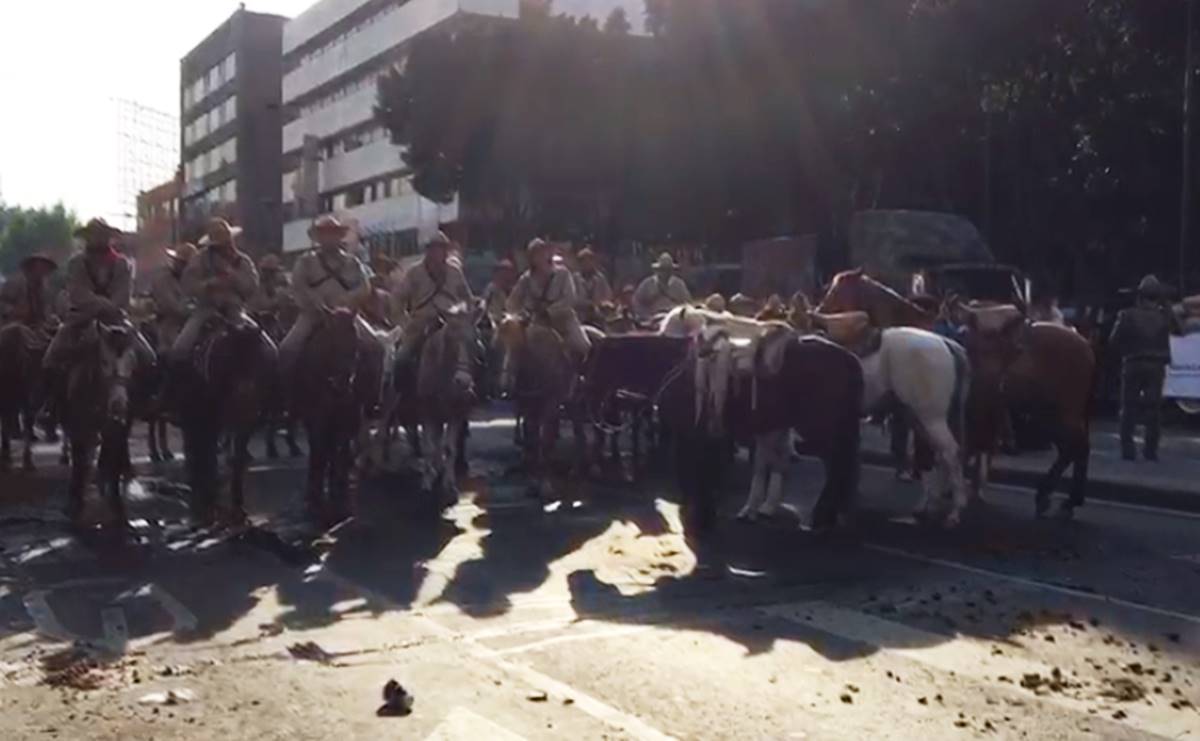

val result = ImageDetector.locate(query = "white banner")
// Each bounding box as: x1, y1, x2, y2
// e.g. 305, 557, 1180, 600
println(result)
1165, 333, 1200, 399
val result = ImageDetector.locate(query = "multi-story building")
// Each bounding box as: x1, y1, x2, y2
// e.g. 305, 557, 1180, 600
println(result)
180, 7, 288, 257
279, 0, 529, 256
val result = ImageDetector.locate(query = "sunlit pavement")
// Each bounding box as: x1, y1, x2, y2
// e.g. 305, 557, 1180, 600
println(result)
1, 416, 1199, 740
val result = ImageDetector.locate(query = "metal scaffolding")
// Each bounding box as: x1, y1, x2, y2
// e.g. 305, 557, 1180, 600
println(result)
113, 97, 179, 231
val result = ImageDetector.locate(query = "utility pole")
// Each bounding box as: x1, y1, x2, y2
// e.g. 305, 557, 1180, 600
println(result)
1182, 0, 1196, 293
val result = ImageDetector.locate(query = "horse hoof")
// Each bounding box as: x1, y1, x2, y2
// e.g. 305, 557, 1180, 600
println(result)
1034, 496, 1050, 519
1053, 503, 1076, 522
163, 451, 175, 462
736, 507, 757, 522
288, 446, 303, 458
149, 452, 162, 463
942, 512, 962, 529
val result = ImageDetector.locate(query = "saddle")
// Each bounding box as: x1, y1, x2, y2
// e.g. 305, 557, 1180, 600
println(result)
810, 311, 882, 357
193, 313, 263, 383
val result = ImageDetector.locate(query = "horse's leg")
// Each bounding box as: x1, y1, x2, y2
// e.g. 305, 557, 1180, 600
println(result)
1066, 424, 1090, 512
304, 421, 326, 521
924, 421, 967, 527
158, 417, 174, 461
20, 404, 36, 473
759, 432, 789, 518
444, 419, 463, 503
229, 426, 252, 524
148, 418, 161, 462
66, 434, 91, 527
454, 418, 469, 476
420, 420, 441, 494
0, 411, 12, 472
738, 434, 770, 521
100, 425, 131, 530
285, 416, 302, 457
265, 413, 280, 460
407, 423, 423, 459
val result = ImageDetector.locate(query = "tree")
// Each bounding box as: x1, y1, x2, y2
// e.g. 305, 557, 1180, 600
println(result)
0, 203, 79, 275
604, 7, 631, 35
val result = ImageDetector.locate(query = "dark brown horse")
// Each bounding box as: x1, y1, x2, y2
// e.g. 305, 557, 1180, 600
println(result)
253, 309, 303, 459
818, 268, 936, 329
174, 314, 275, 525
0, 323, 50, 472
293, 310, 378, 524
136, 320, 174, 463
61, 323, 145, 529
959, 310, 1095, 517
658, 333, 863, 552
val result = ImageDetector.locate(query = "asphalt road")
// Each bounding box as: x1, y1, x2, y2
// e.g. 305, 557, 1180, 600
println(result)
1, 416, 1199, 740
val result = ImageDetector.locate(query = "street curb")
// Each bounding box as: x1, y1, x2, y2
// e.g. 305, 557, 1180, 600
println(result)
860, 450, 1200, 515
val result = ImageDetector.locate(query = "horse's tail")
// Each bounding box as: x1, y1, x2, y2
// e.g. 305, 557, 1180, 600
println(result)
944, 338, 970, 448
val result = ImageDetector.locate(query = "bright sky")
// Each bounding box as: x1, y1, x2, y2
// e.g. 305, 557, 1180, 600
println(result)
0, 0, 641, 225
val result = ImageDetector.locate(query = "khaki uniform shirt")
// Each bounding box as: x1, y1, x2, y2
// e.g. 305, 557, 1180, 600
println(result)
292, 249, 371, 314
183, 246, 258, 312
151, 268, 190, 323
63, 250, 134, 325
508, 266, 577, 318
392, 259, 473, 322
632, 275, 691, 320
574, 270, 613, 310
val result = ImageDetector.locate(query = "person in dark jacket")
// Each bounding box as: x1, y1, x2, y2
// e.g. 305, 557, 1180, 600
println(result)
1109, 274, 1181, 461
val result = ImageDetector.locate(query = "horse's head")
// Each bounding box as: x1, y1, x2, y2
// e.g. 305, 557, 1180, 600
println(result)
97, 322, 137, 422
817, 267, 867, 314
313, 309, 361, 398
437, 302, 480, 394
495, 314, 527, 396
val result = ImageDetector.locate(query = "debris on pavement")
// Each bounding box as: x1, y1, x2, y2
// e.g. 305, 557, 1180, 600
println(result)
287, 641, 333, 664
526, 690, 549, 702
1102, 678, 1147, 703
138, 689, 196, 705
377, 679, 414, 717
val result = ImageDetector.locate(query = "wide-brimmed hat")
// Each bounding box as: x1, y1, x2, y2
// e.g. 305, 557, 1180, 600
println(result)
164, 242, 197, 263
199, 217, 242, 246
578, 247, 597, 262
258, 254, 282, 272
1137, 274, 1168, 297
74, 217, 122, 240
527, 238, 550, 255
20, 253, 58, 272
652, 252, 677, 270
308, 214, 349, 238
495, 258, 516, 272
425, 231, 452, 250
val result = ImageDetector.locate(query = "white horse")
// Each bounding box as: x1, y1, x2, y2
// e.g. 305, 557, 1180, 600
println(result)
860, 327, 972, 526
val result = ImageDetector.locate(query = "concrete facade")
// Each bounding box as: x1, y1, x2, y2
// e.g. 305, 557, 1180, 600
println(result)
180, 8, 288, 257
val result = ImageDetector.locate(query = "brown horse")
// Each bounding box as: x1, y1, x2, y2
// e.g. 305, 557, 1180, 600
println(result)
253, 309, 303, 459
959, 310, 1094, 517
174, 314, 275, 525
495, 315, 593, 498
0, 323, 50, 472
818, 268, 935, 329
293, 310, 379, 524
61, 323, 144, 529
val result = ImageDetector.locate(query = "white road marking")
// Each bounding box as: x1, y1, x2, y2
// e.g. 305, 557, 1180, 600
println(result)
424, 706, 528, 741
863, 543, 1200, 626
491, 625, 653, 657
761, 600, 1196, 739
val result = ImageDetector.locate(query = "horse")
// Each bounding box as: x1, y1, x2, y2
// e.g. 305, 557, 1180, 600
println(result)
818, 268, 936, 329
173, 314, 275, 526
413, 303, 481, 500
293, 309, 380, 524
657, 330, 863, 549
580, 334, 692, 476
847, 325, 973, 526
0, 323, 50, 473
959, 306, 1094, 518
135, 320, 174, 463
252, 309, 303, 460
60, 322, 146, 530
495, 315, 595, 498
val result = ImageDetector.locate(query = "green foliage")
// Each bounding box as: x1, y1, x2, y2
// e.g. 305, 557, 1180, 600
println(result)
0, 203, 79, 275
378, 0, 1197, 290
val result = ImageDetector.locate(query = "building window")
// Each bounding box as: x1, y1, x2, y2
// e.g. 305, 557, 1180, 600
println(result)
223, 53, 236, 82
222, 97, 236, 124
191, 78, 204, 106
208, 66, 220, 92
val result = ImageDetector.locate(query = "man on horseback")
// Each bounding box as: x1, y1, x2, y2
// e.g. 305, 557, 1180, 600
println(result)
392, 230, 474, 372
633, 252, 691, 322
573, 247, 612, 327
249, 253, 296, 337
151, 243, 196, 351
482, 259, 517, 323
43, 218, 154, 374
507, 237, 591, 369
1110, 274, 1181, 461
1, 253, 59, 332
170, 218, 263, 364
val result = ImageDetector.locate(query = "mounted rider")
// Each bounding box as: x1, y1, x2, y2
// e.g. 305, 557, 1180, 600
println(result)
632, 252, 691, 322
482, 259, 517, 323
250, 253, 296, 337
150, 242, 196, 350
507, 237, 591, 368
392, 230, 475, 372
43, 218, 155, 372
1109, 274, 1181, 461
279, 215, 375, 374
171, 218, 263, 365
573, 247, 612, 327
1, 253, 59, 335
